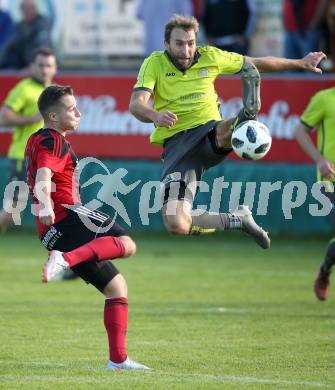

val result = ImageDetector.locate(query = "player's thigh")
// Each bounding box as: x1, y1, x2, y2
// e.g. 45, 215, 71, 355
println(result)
96, 216, 136, 257
40, 210, 124, 292
161, 161, 201, 233
42, 208, 128, 252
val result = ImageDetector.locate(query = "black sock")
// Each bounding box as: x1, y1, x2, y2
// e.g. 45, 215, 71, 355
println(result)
320, 239, 335, 273
190, 211, 241, 235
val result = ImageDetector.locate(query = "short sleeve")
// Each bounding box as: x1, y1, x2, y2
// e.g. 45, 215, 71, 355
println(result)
300, 91, 325, 129
4, 82, 26, 113
36, 135, 68, 173
213, 48, 243, 74
133, 55, 157, 92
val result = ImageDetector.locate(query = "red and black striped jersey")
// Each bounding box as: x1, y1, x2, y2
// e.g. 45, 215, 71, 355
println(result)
25, 128, 80, 237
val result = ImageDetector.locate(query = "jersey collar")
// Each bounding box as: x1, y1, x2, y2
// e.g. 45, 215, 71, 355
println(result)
164, 49, 200, 73
31, 76, 44, 86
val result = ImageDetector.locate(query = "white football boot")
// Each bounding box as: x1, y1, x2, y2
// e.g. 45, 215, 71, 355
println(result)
232, 205, 270, 249
107, 357, 150, 370
43, 250, 70, 283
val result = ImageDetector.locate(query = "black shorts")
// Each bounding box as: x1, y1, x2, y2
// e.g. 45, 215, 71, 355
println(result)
161, 120, 232, 204
6, 159, 27, 204
40, 205, 127, 292
8, 158, 26, 182
321, 184, 335, 227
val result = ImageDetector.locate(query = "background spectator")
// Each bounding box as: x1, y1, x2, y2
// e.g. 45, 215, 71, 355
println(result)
0, 48, 56, 232
191, 0, 203, 20
136, 0, 194, 56
0, 0, 14, 54
0, 0, 53, 70
283, 0, 329, 59
327, 0, 335, 70
202, 0, 256, 55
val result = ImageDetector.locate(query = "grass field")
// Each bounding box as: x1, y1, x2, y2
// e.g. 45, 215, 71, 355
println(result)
0, 229, 335, 389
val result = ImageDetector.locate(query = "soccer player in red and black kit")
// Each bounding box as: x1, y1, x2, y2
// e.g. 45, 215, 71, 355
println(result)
25, 85, 149, 370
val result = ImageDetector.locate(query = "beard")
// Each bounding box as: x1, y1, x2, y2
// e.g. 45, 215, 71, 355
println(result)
167, 49, 194, 71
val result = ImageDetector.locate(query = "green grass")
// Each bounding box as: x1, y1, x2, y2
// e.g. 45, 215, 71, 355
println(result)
0, 230, 335, 389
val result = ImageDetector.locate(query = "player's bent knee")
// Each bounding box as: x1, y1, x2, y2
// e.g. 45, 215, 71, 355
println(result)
103, 273, 128, 298
119, 235, 137, 258
164, 215, 191, 235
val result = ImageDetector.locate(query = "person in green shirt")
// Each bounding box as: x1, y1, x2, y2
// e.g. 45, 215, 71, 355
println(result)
129, 14, 325, 248
0, 47, 57, 231
294, 86, 335, 301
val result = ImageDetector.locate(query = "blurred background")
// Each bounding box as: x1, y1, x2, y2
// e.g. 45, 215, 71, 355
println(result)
0, 0, 335, 235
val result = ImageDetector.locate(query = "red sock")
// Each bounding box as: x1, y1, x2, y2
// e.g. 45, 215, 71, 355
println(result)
63, 236, 126, 267
104, 297, 128, 363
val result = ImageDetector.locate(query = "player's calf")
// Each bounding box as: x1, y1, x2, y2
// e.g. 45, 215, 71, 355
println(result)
215, 118, 235, 149
190, 205, 270, 249
103, 274, 150, 370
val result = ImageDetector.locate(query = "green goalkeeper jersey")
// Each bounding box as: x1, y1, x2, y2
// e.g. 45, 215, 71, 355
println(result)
133, 46, 243, 146
300, 87, 335, 182
4, 78, 44, 160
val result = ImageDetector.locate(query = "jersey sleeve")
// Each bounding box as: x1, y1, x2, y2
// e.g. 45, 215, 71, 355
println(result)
300, 91, 325, 129
4, 82, 27, 113
133, 55, 157, 92
213, 47, 244, 75
36, 135, 68, 173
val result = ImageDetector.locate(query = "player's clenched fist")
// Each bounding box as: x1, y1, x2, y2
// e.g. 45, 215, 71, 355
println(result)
39, 209, 55, 225
154, 111, 177, 128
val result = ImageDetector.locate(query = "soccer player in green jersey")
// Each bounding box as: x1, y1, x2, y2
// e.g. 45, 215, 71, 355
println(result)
129, 14, 325, 248
294, 87, 335, 301
0, 47, 56, 232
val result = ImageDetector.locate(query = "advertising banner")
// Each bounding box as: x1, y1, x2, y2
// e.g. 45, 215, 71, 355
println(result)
0, 75, 334, 162
59, 0, 144, 56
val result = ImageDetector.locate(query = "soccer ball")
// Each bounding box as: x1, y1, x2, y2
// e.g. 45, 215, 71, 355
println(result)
231, 120, 272, 160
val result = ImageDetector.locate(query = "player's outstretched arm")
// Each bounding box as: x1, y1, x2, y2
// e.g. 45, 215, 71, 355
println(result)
246, 51, 326, 73
294, 122, 335, 179
129, 90, 177, 128
35, 167, 55, 225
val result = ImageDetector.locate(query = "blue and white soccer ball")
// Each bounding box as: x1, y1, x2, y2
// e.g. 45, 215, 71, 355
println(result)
231, 120, 272, 160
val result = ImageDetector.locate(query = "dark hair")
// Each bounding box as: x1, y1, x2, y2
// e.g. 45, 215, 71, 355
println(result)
31, 47, 55, 63
38, 85, 73, 120
164, 14, 199, 43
